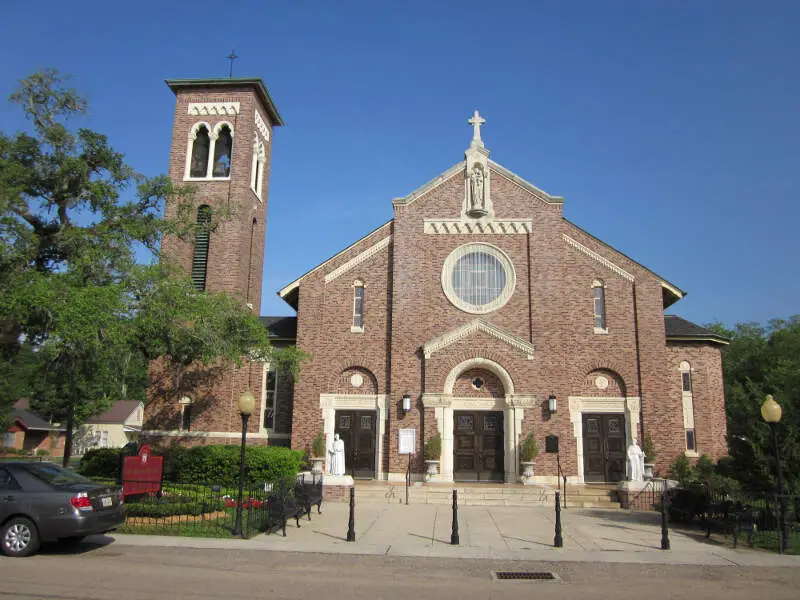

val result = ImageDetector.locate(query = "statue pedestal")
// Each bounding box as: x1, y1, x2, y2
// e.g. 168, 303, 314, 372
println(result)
616, 479, 678, 510
321, 474, 354, 503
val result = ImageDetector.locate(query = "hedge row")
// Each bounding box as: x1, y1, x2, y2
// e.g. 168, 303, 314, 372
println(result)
78, 445, 304, 487
125, 499, 226, 518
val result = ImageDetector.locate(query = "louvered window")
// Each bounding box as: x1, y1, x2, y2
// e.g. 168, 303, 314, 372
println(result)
192, 206, 212, 291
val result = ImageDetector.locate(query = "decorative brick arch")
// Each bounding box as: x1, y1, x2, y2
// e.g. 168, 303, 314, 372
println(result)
572, 359, 634, 396
331, 366, 378, 395
326, 355, 385, 394
444, 357, 514, 396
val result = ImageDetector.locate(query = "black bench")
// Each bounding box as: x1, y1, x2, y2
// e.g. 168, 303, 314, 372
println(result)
295, 473, 323, 521
266, 487, 305, 537
703, 500, 759, 548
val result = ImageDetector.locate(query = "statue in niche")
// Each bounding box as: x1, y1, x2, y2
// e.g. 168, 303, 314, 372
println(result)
467, 165, 487, 217
328, 433, 346, 476
626, 441, 645, 482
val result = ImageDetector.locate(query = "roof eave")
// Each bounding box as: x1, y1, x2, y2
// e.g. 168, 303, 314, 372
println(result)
165, 78, 285, 126
666, 335, 729, 346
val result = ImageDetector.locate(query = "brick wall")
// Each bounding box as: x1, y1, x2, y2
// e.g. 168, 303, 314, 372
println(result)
286, 163, 720, 481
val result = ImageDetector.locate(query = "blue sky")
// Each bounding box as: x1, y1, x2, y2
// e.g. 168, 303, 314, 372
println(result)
2, 1, 798, 327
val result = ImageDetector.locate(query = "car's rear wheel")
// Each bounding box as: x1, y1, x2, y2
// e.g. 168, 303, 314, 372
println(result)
1, 517, 40, 557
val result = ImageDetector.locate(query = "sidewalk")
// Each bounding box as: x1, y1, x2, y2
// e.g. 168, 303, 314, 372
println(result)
99, 503, 800, 567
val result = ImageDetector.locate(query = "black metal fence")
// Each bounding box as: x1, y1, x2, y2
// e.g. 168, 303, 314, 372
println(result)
665, 484, 800, 554
118, 479, 280, 539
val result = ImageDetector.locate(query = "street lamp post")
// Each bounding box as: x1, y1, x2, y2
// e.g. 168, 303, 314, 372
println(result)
233, 391, 256, 538
761, 394, 790, 553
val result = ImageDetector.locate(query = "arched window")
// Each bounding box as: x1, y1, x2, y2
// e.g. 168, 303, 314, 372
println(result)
352, 279, 365, 332
592, 279, 607, 332
251, 137, 266, 198
191, 205, 212, 291
679, 361, 696, 452
189, 125, 211, 178
212, 124, 233, 178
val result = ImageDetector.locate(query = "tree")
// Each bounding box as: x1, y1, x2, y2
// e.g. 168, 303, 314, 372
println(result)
0, 70, 303, 465
708, 317, 800, 492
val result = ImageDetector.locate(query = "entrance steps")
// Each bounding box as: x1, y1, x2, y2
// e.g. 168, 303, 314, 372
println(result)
352, 481, 620, 509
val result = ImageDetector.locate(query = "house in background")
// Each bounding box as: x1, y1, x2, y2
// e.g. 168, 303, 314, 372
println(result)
2, 400, 66, 457
74, 400, 144, 455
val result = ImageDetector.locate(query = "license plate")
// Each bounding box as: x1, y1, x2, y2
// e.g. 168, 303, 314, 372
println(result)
101, 497, 112, 508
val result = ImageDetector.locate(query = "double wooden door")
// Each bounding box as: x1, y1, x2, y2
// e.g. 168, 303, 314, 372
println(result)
334, 410, 376, 479
453, 411, 504, 482
582, 413, 626, 483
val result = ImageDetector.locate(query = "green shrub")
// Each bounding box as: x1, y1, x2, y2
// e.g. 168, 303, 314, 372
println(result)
424, 433, 441, 461
668, 454, 693, 485
79, 448, 122, 479
125, 498, 225, 518
642, 434, 656, 463
695, 454, 715, 480
520, 433, 540, 462
166, 445, 304, 486
35, 449, 50, 457
311, 431, 325, 458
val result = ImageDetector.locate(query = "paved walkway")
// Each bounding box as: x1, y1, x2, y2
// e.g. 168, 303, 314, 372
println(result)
97, 503, 800, 567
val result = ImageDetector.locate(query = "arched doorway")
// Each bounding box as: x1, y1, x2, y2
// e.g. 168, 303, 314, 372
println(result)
423, 357, 524, 483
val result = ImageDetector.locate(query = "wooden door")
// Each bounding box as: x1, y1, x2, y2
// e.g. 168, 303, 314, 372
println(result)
453, 411, 504, 482
334, 410, 376, 479
582, 414, 626, 483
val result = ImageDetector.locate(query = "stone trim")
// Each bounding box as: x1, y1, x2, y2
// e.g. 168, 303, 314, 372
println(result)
563, 235, 634, 282
254, 110, 270, 141
423, 319, 534, 360
188, 102, 240, 116
423, 219, 532, 235
324, 236, 392, 283
392, 163, 464, 206
440, 243, 516, 314
319, 394, 387, 480
488, 160, 563, 204
568, 395, 641, 484
443, 358, 515, 395
144, 430, 270, 439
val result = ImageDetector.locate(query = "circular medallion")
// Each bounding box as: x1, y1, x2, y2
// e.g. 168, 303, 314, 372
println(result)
472, 377, 485, 390
595, 375, 609, 390
350, 373, 364, 388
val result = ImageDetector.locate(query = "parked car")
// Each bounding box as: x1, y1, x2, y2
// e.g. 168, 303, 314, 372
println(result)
0, 461, 125, 557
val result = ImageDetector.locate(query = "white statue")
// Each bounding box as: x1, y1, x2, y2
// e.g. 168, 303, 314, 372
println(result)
626, 441, 645, 482
329, 433, 346, 476
468, 166, 485, 213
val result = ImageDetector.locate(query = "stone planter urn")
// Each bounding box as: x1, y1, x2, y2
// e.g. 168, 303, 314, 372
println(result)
311, 457, 325, 475
520, 461, 536, 483
644, 463, 655, 480
424, 460, 440, 482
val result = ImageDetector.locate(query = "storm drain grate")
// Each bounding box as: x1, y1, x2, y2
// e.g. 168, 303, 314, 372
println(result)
492, 571, 560, 581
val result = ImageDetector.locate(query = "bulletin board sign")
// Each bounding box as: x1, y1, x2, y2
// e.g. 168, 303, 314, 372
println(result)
398, 428, 416, 455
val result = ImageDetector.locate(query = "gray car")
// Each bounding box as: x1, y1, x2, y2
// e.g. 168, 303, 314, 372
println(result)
0, 461, 125, 557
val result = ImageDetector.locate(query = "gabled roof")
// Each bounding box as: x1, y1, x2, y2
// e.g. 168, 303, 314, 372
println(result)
260, 316, 297, 340
11, 401, 65, 432
278, 221, 392, 309
563, 218, 686, 307
84, 400, 143, 425
664, 315, 729, 345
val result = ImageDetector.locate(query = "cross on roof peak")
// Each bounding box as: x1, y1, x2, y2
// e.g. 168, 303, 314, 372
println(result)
468, 110, 486, 144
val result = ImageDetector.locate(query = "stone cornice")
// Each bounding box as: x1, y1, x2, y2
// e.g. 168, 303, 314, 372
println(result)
488, 160, 564, 205
392, 163, 464, 206
324, 236, 392, 283
424, 219, 532, 234
562, 234, 634, 282
188, 102, 240, 116
423, 319, 534, 359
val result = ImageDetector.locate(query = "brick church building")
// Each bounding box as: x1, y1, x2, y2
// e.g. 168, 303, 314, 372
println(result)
145, 77, 728, 485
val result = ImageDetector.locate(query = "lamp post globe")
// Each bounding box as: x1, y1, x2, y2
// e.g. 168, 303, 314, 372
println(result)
233, 390, 256, 537
761, 394, 789, 553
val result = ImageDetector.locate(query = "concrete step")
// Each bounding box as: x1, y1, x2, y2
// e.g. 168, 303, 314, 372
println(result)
351, 482, 622, 508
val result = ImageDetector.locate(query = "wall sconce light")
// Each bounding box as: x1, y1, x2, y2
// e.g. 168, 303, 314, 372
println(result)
402, 393, 411, 414
548, 394, 557, 414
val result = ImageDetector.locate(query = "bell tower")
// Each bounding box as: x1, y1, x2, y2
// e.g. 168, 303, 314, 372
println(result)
162, 78, 284, 309
144, 78, 283, 442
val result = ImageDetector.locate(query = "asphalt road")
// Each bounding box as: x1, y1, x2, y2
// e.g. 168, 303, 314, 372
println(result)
1, 541, 800, 600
